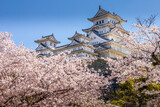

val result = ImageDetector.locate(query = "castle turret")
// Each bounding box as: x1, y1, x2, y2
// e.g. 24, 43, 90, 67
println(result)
35, 34, 60, 56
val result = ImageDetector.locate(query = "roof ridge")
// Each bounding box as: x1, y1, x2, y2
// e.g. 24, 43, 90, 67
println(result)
93, 7, 109, 18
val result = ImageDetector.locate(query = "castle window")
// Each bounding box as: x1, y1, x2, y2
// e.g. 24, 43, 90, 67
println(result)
50, 42, 52, 46
96, 21, 98, 25
99, 21, 101, 24
102, 20, 104, 23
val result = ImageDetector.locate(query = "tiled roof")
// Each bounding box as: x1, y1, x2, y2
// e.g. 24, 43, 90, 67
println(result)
82, 22, 115, 33
93, 6, 109, 18
68, 31, 91, 41
55, 44, 69, 49
73, 31, 82, 37
35, 34, 60, 44
92, 30, 109, 41
88, 6, 127, 23
36, 43, 54, 51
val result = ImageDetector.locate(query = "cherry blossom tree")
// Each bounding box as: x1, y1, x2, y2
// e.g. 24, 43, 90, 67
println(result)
0, 32, 108, 106
1, 23, 159, 106
103, 24, 160, 106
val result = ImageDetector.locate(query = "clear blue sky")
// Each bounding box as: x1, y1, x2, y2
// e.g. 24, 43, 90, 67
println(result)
0, 0, 160, 49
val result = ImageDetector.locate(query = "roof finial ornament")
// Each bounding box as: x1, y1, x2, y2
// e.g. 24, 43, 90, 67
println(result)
99, 5, 101, 9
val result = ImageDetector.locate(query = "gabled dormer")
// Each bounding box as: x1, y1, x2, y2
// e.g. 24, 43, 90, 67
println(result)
68, 31, 91, 44
34, 34, 60, 57
35, 34, 60, 51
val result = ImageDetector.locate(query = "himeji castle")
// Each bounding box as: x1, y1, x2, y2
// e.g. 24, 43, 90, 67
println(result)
35, 6, 130, 58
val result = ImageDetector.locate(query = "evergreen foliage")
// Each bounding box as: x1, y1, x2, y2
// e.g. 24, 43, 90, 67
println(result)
88, 58, 111, 77
110, 78, 160, 107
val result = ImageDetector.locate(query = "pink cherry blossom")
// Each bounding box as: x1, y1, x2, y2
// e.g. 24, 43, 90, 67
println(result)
0, 32, 107, 106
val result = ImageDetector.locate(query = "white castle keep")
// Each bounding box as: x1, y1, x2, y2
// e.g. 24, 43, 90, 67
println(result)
35, 6, 130, 58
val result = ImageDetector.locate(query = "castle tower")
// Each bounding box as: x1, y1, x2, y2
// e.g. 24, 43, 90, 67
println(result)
34, 6, 130, 58
82, 6, 130, 58
35, 34, 60, 56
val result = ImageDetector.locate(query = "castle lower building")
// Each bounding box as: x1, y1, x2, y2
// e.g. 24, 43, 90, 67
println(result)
35, 6, 130, 58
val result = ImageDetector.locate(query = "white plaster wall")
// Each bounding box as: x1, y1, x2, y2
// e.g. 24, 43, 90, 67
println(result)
111, 45, 121, 52
105, 35, 121, 42
77, 38, 89, 43
95, 27, 110, 34
93, 17, 119, 25
107, 17, 118, 24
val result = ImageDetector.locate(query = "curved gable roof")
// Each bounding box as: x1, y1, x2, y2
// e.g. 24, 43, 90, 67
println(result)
93, 6, 109, 18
